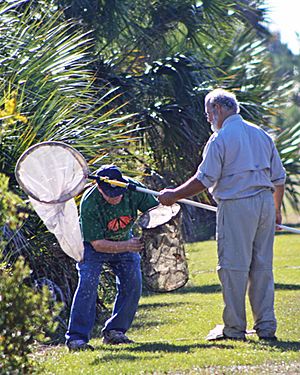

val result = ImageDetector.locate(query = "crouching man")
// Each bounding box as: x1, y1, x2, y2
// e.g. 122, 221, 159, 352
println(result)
66, 165, 158, 351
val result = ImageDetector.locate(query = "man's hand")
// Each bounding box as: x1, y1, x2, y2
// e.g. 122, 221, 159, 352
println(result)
158, 189, 178, 206
273, 184, 284, 231
158, 177, 206, 206
275, 209, 283, 231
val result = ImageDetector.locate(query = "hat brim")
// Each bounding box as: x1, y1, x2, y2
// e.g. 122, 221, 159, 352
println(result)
98, 181, 127, 197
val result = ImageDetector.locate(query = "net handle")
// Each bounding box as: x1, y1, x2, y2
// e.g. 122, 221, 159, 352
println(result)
15, 141, 299, 234
90, 175, 300, 234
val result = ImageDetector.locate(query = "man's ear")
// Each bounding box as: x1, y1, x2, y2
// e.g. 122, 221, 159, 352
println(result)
214, 103, 222, 114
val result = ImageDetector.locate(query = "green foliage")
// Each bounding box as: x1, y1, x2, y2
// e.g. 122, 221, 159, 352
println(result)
275, 122, 300, 213
0, 257, 60, 374
268, 35, 300, 213
61, 0, 263, 62
0, 174, 25, 231
0, 0, 136, 176
119, 54, 213, 183
0, 173, 60, 374
58, 0, 299, 197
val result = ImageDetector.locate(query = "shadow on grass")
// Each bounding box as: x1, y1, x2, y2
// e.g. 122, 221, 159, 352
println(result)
90, 339, 300, 366
138, 301, 186, 310
144, 283, 300, 296
143, 283, 300, 298
128, 342, 234, 352
171, 284, 222, 294
275, 283, 300, 291
143, 284, 222, 296
90, 341, 235, 365
252, 339, 300, 352
175, 283, 300, 294
91, 353, 151, 364
131, 320, 170, 329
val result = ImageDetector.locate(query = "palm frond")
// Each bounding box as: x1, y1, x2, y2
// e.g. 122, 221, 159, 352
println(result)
0, 0, 138, 180
276, 122, 300, 212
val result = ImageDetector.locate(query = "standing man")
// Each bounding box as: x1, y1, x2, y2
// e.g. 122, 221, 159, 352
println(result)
66, 165, 158, 351
158, 88, 286, 341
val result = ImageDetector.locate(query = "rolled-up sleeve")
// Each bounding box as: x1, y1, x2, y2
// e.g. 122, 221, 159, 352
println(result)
195, 137, 223, 188
270, 144, 286, 186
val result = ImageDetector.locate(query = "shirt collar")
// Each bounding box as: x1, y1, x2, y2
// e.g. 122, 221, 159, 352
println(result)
222, 114, 242, 129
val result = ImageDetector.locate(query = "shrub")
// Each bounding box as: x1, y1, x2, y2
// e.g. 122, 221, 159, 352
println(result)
0, 173, 25, 232
0, 173, 60, 374
0, 258, 60, 374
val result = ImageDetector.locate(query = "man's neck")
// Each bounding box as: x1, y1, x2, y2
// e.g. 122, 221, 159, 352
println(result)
220, 110, 238, 128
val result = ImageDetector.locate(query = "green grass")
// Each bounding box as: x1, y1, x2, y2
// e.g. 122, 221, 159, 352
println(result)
36, 234, 300, 374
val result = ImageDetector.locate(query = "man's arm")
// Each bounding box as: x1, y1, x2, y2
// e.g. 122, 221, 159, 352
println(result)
158, 175, 207, 206
273, 184, 285, 227
91, 237, 143, 253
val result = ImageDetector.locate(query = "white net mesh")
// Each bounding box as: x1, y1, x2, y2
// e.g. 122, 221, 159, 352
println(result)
15, 142, 88, 261
30, 198, 84, 261
16, 142, 88, 204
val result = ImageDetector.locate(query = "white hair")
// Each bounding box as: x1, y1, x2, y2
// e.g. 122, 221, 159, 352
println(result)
205, 88, 240, 113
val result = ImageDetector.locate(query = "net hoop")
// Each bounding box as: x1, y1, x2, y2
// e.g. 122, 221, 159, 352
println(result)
139, 203, 181, 229
15, 141, 89, 204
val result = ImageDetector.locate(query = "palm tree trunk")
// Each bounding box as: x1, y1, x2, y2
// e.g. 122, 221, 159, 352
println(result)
140, 205, 188, 292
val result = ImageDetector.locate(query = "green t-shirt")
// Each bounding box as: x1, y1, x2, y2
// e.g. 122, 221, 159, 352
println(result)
80, 178, 159, 242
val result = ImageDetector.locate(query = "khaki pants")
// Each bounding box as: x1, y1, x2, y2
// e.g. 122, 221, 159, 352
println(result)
217, 190, 276, 338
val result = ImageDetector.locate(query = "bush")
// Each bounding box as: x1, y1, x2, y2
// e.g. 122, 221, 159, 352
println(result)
0, 257, 60, 374
0, 174, 60, 374
0, 173, 25, 232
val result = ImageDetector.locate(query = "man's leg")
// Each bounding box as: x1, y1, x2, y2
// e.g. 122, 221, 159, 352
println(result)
66, 243, 103, 345
216, 197, 260, 339
218, 269, 248, 338
248, 191, 277, 339
102, 252, 142, 335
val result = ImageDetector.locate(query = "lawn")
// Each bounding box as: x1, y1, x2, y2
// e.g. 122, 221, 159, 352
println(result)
36, 233, 300, 374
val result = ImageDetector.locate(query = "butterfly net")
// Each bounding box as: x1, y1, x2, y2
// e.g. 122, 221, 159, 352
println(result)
15, 142, 89, 261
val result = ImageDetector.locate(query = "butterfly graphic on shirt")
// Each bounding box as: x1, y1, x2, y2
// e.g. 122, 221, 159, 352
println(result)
107, 215, 132, 232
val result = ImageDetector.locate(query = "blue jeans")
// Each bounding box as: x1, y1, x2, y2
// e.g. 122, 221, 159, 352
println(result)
65, 242, 142, 343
